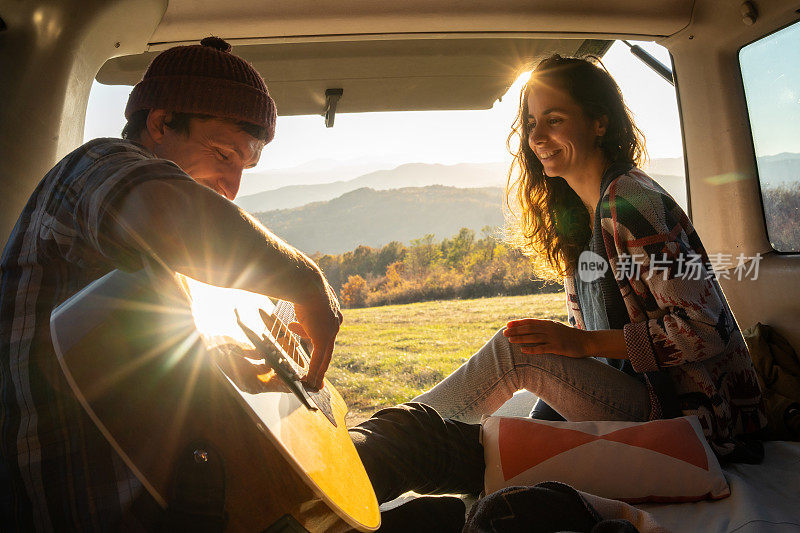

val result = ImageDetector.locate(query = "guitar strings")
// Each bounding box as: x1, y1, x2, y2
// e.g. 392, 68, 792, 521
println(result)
273, 301, 311, 368
267, 311, 306, 369
283, 318, 307, 369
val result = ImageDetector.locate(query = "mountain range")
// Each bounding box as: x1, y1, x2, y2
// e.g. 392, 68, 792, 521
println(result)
236, 158, 689, 213
254, 186, 506, 255
244, 154, 798, 255
235, 162, 507, 212
756, 152, 800, 188
237, 156, 403, 195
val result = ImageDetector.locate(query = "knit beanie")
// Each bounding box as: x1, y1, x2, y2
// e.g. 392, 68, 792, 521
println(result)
125, 36, 276, 143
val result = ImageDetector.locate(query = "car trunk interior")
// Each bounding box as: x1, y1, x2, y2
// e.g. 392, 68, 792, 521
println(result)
1, 0, 798, 346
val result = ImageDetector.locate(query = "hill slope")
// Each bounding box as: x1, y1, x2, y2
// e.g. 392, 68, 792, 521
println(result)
236, 162, 507, 213
254, 186, 505, 255
757, 152, 800, 188
237, 160, 693, 214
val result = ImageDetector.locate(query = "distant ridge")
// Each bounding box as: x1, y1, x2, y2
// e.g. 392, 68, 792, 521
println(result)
756, 153, 800, 188
236, 158, 698, 214
242, 154, 800, 254
236, 161, 507, 213
253, 185, 506, 255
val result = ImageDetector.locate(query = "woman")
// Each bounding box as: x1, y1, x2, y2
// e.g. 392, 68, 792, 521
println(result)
351, 55, 767, 512
412, 55, 766, 457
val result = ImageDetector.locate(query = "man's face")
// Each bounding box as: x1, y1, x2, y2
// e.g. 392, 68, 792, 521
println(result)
152, 114, 264, 200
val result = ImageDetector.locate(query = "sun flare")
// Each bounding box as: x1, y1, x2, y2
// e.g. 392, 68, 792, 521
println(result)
178, 274, 277, 349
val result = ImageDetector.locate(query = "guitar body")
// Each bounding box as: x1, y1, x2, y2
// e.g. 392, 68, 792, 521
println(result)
50, 269, 380, 532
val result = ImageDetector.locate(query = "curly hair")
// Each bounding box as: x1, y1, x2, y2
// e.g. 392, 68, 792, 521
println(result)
506, 55, 646, 280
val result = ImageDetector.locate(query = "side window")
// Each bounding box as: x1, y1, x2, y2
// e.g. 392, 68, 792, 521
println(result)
603, 41, 687, 213
739, 21, 800, 252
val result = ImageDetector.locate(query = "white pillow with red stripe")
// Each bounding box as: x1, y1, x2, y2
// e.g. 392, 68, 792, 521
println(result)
481, 415, 729, 503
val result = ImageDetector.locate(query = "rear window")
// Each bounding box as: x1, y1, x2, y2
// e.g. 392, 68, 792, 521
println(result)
739, 21, 800, 252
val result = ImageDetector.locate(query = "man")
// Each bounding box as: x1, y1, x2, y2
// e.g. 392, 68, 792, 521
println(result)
0, 36, 341, 530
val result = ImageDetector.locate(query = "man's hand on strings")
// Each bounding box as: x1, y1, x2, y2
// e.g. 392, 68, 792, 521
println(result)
287, 286, 343, 390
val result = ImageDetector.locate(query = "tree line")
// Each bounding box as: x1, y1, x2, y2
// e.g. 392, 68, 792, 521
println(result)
312, 226, 560, 308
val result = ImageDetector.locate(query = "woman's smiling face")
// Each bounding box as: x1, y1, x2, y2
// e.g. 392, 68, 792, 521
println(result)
526, 82, 608, 182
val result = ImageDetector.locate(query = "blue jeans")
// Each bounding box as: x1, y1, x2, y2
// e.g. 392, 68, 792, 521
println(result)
350, 329, 651, 504
413, 328, 651, 424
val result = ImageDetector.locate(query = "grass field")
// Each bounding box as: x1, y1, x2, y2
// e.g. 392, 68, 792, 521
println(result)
326, 292, 566, 425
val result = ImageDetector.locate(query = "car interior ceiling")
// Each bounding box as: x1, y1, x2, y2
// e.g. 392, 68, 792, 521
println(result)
0, 0, 798, 350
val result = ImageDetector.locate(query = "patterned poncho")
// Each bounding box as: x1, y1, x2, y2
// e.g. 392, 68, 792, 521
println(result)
564, 166, 766, 455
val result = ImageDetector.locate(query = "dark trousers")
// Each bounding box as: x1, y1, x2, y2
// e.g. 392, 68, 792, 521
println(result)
349, 403, 484, 504
348, 404, 638, 533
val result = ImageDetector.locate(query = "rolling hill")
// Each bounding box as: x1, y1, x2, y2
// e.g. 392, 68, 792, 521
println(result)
236, 162, 507, 213
247, 172, 694, 256
253, 185, 506, 255
757, 152, 800, 188
236, 160, 692, 213
241, 154, 800, 255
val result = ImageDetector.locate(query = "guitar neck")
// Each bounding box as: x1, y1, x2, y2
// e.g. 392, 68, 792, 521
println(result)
259, 302, 309, 375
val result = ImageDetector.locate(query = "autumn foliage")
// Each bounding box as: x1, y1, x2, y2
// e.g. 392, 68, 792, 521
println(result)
315, 227, 559, 308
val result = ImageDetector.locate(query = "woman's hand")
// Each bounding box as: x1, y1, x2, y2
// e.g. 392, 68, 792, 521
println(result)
503, 318, 590, 358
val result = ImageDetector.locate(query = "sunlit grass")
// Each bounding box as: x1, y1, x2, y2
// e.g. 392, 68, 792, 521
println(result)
326, 292, 565, 426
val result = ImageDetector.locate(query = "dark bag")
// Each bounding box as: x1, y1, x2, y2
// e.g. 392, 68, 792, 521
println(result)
742, 322, 800, 440
463, 482, 638, 533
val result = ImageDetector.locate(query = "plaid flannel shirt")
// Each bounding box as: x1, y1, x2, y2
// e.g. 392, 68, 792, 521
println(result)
0, 138, 191, 530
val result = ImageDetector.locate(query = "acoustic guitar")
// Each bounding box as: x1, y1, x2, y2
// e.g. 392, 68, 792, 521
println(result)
50, 268, 380, 532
